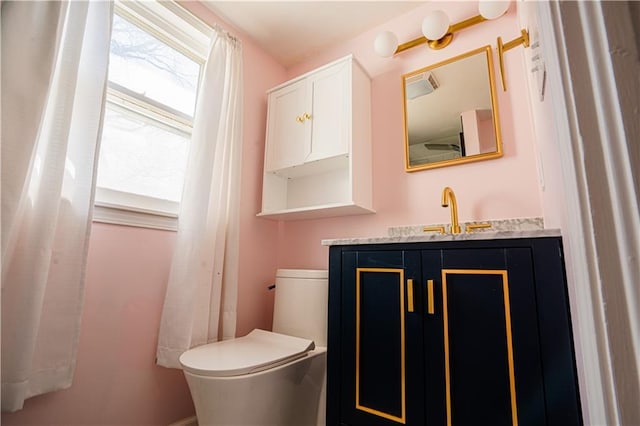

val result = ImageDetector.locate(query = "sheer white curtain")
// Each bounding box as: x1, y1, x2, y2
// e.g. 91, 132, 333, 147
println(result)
1, 1, 113, 412
156, 26, 243, 368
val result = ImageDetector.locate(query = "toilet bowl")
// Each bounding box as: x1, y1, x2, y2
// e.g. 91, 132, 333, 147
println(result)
180, 269, 328, 426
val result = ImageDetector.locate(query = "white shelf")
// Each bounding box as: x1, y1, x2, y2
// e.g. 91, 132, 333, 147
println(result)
258, 203, 375, 221
267, 154, 348, 179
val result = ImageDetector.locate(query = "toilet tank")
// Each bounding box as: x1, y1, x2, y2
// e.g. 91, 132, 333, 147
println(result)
272, 269, 328, 347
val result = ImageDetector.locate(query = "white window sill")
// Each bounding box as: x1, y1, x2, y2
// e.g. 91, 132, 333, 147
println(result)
92, 187, 179, 231
92, 205, 178, 231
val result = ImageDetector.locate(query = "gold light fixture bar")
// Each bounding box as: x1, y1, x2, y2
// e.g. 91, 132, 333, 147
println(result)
396, 14, 488, 54
396, 36, 428, 54
374, 1, 513, 57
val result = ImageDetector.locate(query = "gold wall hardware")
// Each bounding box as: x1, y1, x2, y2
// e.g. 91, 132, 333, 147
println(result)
441, 186, 461, 234
423, 225, 446, 234
397, 15, 488, 54
355, 268, 407, 423
441, 269, 518, 426
295, 112, 312, 123
407, 279, 415, 312
465, 222, 493, 233
427, 279, 435, 314
498, 29, 530, 91
374, 2, 510, 57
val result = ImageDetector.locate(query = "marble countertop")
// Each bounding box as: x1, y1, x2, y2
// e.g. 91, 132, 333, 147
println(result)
322, 217, 561, 246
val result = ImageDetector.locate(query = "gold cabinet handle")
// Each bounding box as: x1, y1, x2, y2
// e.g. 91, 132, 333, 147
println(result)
427, 279, 435, 315
295, 115, 304, 123
407, 279, 415, 313
303, 112, 312, 120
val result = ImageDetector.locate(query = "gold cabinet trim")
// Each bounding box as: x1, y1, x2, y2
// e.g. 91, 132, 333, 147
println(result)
441, 269, 518, 426
355, 267, 407, 424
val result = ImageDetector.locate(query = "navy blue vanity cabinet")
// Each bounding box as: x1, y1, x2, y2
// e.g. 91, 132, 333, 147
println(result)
327, 237, 582, 426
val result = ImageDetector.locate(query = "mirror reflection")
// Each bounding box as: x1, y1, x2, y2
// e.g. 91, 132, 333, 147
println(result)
402, 45, 502, 171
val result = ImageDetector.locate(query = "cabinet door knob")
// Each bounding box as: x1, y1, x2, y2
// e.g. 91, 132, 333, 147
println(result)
295, 113, 311, 123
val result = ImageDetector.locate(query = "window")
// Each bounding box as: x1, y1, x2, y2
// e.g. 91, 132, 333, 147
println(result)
93, 1, 211, 230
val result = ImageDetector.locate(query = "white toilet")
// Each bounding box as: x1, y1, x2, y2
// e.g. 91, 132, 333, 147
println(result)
179, 269, 328, 426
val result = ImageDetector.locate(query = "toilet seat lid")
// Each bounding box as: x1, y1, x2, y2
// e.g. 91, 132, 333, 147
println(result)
179, 329, 315, 377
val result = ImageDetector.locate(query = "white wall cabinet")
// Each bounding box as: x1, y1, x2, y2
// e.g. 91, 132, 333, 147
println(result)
259, 55, 374, 220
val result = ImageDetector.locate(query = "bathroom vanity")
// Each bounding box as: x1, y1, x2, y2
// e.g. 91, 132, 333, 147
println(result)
324, 230, 582, 425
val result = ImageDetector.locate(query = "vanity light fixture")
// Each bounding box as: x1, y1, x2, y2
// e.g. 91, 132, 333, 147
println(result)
373, 0, 511, 57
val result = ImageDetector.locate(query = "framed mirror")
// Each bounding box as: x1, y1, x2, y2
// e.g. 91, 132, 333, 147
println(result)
402, 45, 502, 172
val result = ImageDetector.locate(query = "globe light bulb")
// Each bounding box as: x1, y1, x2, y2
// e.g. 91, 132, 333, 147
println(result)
422, 10, 450, 41
374, 31, 398, 58
479, 0, 510, 20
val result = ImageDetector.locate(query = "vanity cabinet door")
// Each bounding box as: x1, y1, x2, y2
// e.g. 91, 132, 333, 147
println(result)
423, 247, 547, 426
337, 250, 425, 426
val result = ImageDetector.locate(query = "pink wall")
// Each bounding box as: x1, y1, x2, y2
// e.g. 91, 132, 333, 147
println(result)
2, 224, 194, 425
461, 110, 482, 155
2, 3, 285, 425
277, 3, 543, 270
517, 1, 566, 230
479, 112, 497, 153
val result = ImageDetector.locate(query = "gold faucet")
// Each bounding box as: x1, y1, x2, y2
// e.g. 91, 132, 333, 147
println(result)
441, 187, 461, 234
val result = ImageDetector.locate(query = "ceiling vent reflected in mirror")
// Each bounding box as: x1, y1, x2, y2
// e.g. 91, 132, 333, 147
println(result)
405, 72, 439, 100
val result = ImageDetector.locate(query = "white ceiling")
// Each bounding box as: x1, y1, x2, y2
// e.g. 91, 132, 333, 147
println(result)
203, 1, 425, 67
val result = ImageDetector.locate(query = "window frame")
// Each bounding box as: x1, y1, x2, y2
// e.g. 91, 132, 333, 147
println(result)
93, 0, 212, 231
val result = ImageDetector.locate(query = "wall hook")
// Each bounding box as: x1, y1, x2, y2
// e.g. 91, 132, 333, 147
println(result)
497, 28, 530, 91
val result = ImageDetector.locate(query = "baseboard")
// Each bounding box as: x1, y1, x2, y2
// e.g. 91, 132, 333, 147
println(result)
168, 415, 197, 426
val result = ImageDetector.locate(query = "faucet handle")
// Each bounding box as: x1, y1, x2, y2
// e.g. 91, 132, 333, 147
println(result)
465, 222, 492, 233
423, 225, 446, 234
